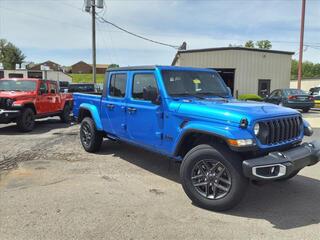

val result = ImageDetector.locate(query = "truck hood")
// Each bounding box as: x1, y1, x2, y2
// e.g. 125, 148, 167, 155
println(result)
176, 99, 299, 125
0, 91, 36, 99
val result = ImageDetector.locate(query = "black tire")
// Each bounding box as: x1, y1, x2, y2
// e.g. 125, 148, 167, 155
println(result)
180, 144, 248, 211
277, 170, 300, 181
60, 104, 71, 123
302, 108, 310, 113
80, 117, 103, 153
16, 108, 35, 132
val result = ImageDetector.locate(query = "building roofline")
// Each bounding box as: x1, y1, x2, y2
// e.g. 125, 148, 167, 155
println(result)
177, 47, 295, 55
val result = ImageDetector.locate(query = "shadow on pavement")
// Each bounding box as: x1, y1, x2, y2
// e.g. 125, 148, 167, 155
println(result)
0, 118, 72, 135
98, 140, 320, 230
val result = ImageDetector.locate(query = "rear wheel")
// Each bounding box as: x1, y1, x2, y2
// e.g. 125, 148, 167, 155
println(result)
60, 104, 71, 123
180, 144, 248, 211
302, 108, 310, 113
16, 108, 35, 132
80, 117, 103, 153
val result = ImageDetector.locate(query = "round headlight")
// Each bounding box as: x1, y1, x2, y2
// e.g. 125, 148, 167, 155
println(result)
254, 123, 260, 135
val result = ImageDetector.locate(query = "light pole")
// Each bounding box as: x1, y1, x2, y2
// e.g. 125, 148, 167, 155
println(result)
297, 0, 306, 89
85, 0, 104, 84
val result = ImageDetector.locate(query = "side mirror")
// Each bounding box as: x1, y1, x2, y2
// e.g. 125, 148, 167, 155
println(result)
226, 87, 232, 96
143, 86, 160, 105
39, 88, 46, 95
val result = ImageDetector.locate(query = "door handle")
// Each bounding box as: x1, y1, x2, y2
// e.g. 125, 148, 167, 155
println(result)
107, 104, 115, 110
127, 107, 137, 113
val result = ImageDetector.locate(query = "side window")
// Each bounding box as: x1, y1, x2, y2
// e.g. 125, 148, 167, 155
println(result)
132, 74, 158, 100
109, 74, 127, 98
270, 90, 279, 98
39, 81, 48, 94
49, 82, 58, 94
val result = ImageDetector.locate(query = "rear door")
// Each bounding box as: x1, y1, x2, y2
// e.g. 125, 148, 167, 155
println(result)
100, 73, 128, 138
126, 71, 163, 147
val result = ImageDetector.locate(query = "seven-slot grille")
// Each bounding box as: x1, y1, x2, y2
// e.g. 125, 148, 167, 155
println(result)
257, 116, 302, 145
0, 98, 8, 109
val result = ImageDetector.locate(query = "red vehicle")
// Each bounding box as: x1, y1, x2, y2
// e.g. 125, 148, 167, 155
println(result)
0, 78, 73, 132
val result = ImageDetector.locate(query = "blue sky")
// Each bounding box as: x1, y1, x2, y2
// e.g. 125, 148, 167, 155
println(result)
0, 0, 319, 66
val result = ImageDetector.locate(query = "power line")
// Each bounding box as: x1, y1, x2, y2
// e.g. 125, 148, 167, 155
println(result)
96, 14, 180, 49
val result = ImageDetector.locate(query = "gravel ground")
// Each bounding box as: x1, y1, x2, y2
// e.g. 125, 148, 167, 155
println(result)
0, 117, 319, 240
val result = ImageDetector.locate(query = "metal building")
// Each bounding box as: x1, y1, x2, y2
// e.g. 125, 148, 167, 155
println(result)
172, 47, 294, 97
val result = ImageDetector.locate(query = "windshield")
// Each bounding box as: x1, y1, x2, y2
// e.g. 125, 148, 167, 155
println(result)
161, 70, 229, 97
284, 89, 307, 95
0, 80, 37, 91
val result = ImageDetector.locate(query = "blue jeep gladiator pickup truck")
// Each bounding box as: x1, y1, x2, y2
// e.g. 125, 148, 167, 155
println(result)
73, 65, 320, 211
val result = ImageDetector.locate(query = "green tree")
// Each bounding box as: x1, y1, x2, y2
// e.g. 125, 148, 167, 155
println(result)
107, 63, 119, 69
291, 60, 320, 79
244, 40, 255, 48
255, 40, 272, 49
0, 39, 26, 70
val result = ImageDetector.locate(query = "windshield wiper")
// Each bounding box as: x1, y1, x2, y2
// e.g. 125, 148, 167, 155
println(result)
171, 93, 206, 100
195, 92, 229, 99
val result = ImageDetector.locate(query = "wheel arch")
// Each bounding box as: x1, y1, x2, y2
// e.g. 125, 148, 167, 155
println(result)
78, 104, 103, 130
22, 102, 37, 115
174, 129, 230, 159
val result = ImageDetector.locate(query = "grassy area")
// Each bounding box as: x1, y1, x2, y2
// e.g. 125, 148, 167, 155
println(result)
70, 74, 105, 83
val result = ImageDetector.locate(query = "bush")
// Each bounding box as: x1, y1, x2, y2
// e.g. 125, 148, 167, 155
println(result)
238, 94, 263, 101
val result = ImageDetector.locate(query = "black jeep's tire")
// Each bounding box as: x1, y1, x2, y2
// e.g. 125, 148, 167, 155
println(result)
180, 144, 248, 211
16, 108, 35, 132
80, 117, 103, 153
302, 108, 310, 113
60, 104, 72, 123
277, 170, 300, 181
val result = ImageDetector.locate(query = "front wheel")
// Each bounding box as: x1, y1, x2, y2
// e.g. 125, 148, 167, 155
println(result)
180, 144, 248, 211
302, 108, 310, 113
16, 108, 35, 132
80, 117, 103, 153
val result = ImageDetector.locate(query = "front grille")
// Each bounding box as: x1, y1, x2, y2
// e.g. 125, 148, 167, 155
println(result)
0, 98, 8, 109
257, 116, 302, 145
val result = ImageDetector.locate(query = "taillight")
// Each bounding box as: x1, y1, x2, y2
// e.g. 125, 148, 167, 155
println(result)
308, 96, 314, 101
288, 95, 297, 100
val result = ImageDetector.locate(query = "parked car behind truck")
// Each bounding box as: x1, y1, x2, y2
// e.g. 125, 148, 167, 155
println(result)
73, 66, 320, 211
264, 88, 314, 112
0, 78, 73, 132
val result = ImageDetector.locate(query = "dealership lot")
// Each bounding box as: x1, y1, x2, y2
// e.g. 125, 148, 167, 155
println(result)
0, 112, 320, 240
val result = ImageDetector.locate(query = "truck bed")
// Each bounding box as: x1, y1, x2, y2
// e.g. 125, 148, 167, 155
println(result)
73, 92, 102, 119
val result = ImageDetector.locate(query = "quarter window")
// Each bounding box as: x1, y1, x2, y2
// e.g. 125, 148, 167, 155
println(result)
132, 74, 158, 100
109, 74, 127, 98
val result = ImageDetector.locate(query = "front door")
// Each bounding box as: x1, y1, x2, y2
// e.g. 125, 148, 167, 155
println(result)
258, 79, 271, 98
126, 72, 163, 148
36, 81, 51, 114
48, 81, 61, 112
100, 73, 128, 138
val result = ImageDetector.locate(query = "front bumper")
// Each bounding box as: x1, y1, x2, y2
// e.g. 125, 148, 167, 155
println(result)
284, 101, 314, 109
243, 140, 320, 180
0, 109, 21, 123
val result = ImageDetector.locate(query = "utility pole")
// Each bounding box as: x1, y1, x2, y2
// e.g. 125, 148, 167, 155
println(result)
297, 0, 306, 89
91, 0, 96, 84
85, 0, 104, 84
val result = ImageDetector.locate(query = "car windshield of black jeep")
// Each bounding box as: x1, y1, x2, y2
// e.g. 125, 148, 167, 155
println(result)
0, 80, 37, 91
161, 70, 228, 97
